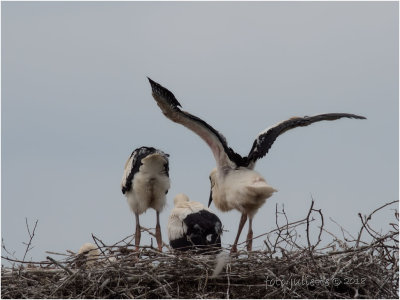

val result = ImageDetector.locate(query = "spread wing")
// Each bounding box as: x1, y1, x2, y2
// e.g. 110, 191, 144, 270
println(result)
247, 113, 366, 166
148, 78, 245, 169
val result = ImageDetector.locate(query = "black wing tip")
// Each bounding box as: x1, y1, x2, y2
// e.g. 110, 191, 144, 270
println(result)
147, 77, 182, 108
343, 113, 367, 119
308, 113, 367, 120
333, 113, 366, 120
341, 114, 367, 121
354, 114, 367, 120
147, 76, 155, 85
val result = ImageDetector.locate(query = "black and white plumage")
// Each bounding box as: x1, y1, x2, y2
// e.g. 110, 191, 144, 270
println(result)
121, 146, 170, 251
148, 77, 366, 252
168, 193, 222, 252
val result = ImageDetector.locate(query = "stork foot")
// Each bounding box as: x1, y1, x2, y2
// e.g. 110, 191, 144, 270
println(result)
246, 217, 253, 252
246, 231, 253, 252
155, 226, 163, 252
155, 212, 163, 252
231, 244, 238, 253
135, 225, 141, 251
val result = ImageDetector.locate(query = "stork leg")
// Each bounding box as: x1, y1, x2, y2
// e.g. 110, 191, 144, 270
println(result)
135, 212, 141, 251
246, 217, 253, 252
231, 213, 247, 253
155, 211, 163, 251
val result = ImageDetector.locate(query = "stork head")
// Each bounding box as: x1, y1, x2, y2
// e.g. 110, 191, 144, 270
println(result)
174, 193, 190, 206
77, 243, 100, 268
208, 168, 218, 207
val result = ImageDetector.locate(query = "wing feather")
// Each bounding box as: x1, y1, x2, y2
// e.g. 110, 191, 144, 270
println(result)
247, 113, 366, 165
148, 78, 245, 168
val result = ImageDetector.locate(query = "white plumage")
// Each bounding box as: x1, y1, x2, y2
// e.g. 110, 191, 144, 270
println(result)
168, 193, 222, 252
168, 194, 204, 241
148, 78, 365, 252
77, 243, 100, 267
121, 146, 170, 251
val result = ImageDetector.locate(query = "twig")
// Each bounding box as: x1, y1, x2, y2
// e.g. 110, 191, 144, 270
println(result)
22, 218, 38, 262
1, 201, 398, 299
140, 226, 171, 251
46, 256, 74, 275
356, 200, 399, 247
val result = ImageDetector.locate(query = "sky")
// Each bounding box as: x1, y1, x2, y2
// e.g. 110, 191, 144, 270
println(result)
1, 1, 398, 263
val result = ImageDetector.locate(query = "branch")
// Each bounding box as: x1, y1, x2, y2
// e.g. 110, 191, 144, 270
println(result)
356, 200, 399, 247
22, 218, 38, 262
46, 256, 74, 275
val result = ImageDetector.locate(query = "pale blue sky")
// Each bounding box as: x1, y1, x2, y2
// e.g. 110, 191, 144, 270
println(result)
2, 2, 398, 262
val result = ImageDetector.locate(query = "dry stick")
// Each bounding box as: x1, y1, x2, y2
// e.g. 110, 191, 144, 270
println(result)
2, 238, 17, 260
239, 203, 299, 252
144, 272, 172, 298
313, 208, 324, 250
91, 233, 113, 264
306, 200, 315, 251
226, 262, 231, 299
315, 231, 398, 258
140, 226, 171, 251
329, 217, 359, 244
22, 218, 38, 262
2, 201, 398, 299
1, 256, 52, 265
238, 217, 310, 247
280, 205, 297, 252
305, 200, 322, 278
320, 227, 349, 251
110, 234, 135, 248
273, 203, 283, 252
50, 271, 78, 297
281, 204, 290, 235
45, 251, 71, 257
91, 234, 107, 248
358, 212, 388, 246
356, 200, 399, 247
46, 256, 74, 275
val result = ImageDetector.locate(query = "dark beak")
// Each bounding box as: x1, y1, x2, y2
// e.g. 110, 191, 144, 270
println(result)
208, 189, 213, 208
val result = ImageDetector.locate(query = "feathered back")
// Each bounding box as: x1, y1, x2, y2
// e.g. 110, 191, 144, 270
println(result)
121, 146, 169, 194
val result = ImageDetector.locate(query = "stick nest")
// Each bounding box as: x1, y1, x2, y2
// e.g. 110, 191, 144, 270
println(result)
2, 200, 399, 299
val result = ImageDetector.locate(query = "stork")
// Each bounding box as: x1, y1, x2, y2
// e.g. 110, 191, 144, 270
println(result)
121, 146, 170, 251
168, 193, 223, 252
147, 78, 365, 252
76, 243, 100, 267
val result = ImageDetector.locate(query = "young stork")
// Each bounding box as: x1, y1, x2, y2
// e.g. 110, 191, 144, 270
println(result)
147, 78, 366, 252
168, 193, 223, 252
76, 243, 101, 267
121, 146, 170, 251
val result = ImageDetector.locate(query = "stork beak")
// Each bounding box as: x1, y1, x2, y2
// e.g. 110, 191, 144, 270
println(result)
208, 189, 213, 208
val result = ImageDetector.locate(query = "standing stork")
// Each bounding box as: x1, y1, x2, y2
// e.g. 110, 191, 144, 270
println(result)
147, 78, 366, 253
121, 146, 170, 251
168, 193, 223, 252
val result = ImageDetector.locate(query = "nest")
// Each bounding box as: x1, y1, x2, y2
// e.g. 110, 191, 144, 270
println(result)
2, 200, 398, 299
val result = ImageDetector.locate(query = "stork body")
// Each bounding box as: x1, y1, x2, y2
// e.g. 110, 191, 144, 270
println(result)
148, 78, 365, 252
168, 193, 222, 252
121, 146, 170, 251
209, 167, 276, 214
